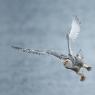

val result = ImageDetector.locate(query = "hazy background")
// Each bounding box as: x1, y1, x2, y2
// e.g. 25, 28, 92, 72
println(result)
0, 0, 95, 95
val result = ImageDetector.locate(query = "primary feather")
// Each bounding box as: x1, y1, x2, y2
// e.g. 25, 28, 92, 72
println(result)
69, 16, 80, 41
11, 45, 68, 60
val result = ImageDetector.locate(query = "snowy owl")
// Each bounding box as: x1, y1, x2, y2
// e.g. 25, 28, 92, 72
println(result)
11, 16, 91, 81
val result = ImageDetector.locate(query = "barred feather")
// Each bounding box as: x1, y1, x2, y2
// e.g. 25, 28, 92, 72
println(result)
11, 45, 68, 60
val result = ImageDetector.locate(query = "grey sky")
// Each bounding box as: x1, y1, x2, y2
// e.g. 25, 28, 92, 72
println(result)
0, 0, 95, 95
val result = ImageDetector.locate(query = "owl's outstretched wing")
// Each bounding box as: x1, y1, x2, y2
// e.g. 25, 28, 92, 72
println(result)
11, 46, 68, 60
69, 16, 80, 41
67, 16, 80, 55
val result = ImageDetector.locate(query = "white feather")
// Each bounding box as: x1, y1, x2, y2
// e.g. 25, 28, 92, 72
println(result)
69, 16, 80, 41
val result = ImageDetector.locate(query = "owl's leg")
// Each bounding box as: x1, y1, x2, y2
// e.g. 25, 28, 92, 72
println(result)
83, 64, 92, 71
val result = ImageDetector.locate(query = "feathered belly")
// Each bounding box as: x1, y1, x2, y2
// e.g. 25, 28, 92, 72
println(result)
63, 59, 80, 73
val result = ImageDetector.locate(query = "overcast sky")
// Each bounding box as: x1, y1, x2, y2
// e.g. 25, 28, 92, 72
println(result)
0, 0, 95, 95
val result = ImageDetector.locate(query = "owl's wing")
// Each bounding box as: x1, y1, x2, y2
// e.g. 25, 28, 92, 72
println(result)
11, 45, 68, 60
66, 16, 80, 55
69, 16, 80, 41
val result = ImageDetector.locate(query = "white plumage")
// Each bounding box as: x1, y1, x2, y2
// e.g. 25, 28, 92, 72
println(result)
69, 16, 80, 41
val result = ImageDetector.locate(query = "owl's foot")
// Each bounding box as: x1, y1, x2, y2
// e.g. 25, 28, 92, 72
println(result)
80, 75, 86, 81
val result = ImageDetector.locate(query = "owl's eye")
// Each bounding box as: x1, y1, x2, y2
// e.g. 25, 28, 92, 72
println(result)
65, 60, 68, 63
64, 59, 69, 64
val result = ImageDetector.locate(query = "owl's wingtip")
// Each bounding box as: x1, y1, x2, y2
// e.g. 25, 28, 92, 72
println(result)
11, 45, 22, 50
